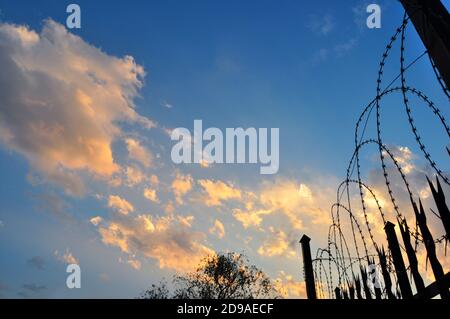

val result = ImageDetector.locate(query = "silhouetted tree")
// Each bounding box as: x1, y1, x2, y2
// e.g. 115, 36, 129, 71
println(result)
140, 281, 170, 299
140, 252, 280, 299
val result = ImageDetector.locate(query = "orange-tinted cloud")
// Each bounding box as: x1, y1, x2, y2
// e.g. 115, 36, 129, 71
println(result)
108, 195, 134, 215
171, 174, 193, 205
0, 20, 154, 196
98, 214, 213, 272
209, 219, 225, 239
197, 179, 242, 207
257, 228, 296, 258
274, 271, 306, 298
232, 208, 271, 229
143, 187, 159, 203
125, 138, 153, 168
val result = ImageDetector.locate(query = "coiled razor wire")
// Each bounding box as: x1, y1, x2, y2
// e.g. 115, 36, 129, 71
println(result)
310, 10, 449, 299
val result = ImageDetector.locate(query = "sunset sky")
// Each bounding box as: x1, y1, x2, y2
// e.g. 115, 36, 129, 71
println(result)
0, 0, 449, 298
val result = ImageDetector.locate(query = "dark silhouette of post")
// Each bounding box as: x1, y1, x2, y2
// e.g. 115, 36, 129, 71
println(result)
427, 176, 450, 240
342, 289, 349, 299
354, 276, 363, 299
349, 284, 355, 300
398, 218, 426, 296
360, 266, 372, 300
335, 287, 342, 300
384, 221, 413, 299
399, 0, 450, 90
377, 246, 396, 299
413, 200, 450, 299
300, 235, 317, 299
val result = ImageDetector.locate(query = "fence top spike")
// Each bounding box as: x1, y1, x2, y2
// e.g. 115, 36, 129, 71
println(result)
384, 220, 396, 230
377, 246, 386, 260
418, 199, 426, 215
412, 200, 420, 217
427, 175, 438, 196
300, 235, 311, 244
435, 176, 444, 195
397, 217, 408, 234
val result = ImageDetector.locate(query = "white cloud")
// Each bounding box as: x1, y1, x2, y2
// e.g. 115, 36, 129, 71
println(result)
143, 187, 159, 203
307, 14, 335, 36
233, 208, 271, 229
125, 138, 153, 168
54, 248, 79, 264
90, 216, 103, 226
274, 271, 306, 298
0, 20, 154, 196
108, 195, 134, 215
209, 219, 225, 239
197, 179, 242, 207
98, 213, 213, 272
171, 174, 193, 205
257, 228, 296, 258
125, 165, 146, 186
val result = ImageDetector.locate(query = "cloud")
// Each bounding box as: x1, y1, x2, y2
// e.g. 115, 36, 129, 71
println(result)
125, 138, 153, 168
197, 179, 242, 207
98, 213, 213, 272
307, 14, 335, 36
26, 256, 46, 270
125, 165, 146, 186
108, 195, 134, 215
143, 187, 159, 203
0, 20, 154, 196
233, 208, 271, 229
334, 38, 358, 57
312, 38, 359, 64
127, 258, 142, 270
257, 228, 296, 258
258, 181, 312, 230
274, 271, 306, 298
209, 219, 225, 239
54, 248, 79, 264
389, 146, 415, 174
162, 101, 173, 109
90, 216, 103, 226
171, 173, 193, 205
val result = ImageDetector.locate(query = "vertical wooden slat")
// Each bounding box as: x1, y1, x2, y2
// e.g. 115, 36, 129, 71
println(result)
413, 200, 450, 299
398, 218, 426, 296
377, 246, 396, 299
427, 176, 450, 240
300, 235, 317, 299
384, 221, 413, 298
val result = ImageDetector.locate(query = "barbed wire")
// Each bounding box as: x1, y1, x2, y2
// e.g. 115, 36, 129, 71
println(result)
310, 9, 449, 299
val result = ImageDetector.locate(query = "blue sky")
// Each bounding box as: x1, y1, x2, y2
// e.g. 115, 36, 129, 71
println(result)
0, 1, 449, 298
